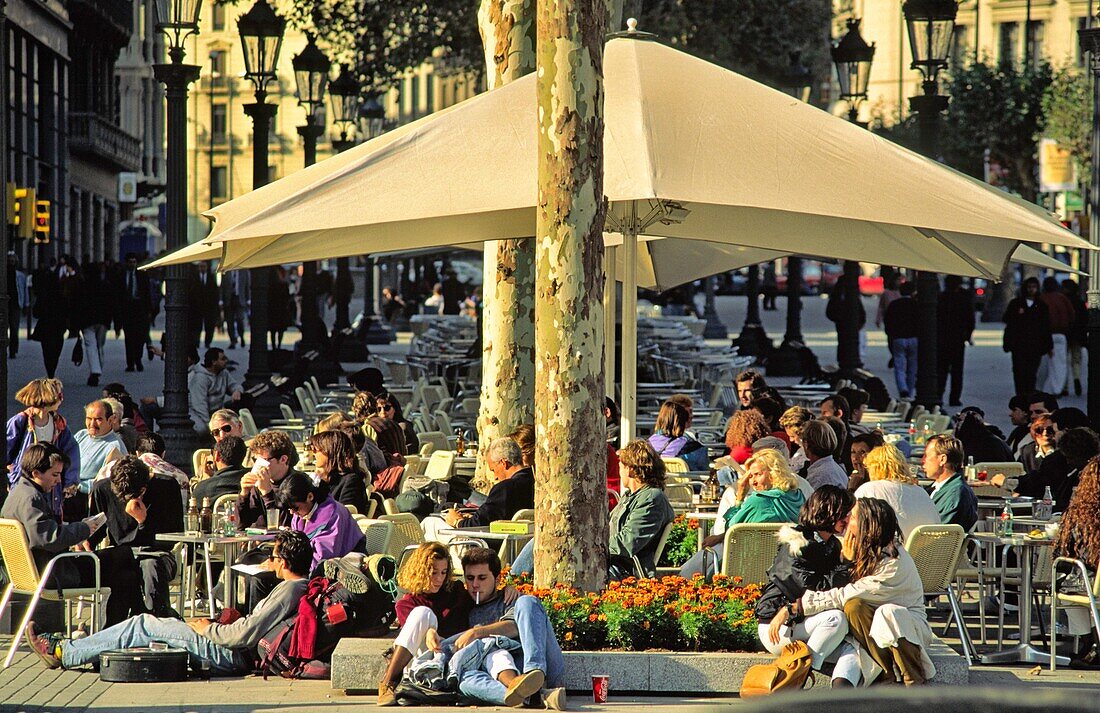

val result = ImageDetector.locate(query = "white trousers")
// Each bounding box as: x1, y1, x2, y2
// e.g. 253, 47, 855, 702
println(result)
1042, 334, 1068, 395
394, 605, 438, 655
758, 609, 860, 684
82, 324, 106, 376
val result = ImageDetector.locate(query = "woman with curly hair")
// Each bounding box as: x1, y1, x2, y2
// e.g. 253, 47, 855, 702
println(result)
306, 430, 369, 516
377, 542, 471, 706
607, 439, 676, 580
1054, 457, 1100, 668
853, 443, 939, 540
6, 378, 81, 513
791, 497, 934, 686
679, 448, 804, 578
725, 409, 770, 464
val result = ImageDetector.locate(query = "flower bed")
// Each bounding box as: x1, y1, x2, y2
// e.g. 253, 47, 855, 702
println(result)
657, 515, 698, 568
511, 574, 762, 653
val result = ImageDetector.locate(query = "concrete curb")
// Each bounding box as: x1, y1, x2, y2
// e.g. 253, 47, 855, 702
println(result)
330, 637, 968, 694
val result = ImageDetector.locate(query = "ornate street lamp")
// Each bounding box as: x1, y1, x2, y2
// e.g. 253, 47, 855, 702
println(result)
356, 93, 393, 343
327, 65, 358, 333
831, 19, 876, 377
767, 51, 815, 376
292, 35, 330, 353
904, 0, 957, 409
238, 0, 285, 409
152, 0, 204, 465
831, 18, 876, 126
1078, 17, 1100, 426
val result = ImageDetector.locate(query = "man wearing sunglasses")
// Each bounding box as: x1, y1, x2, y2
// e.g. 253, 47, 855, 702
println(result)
208, 409, 244, 443
26, 529, 313, 675
89, 456, 184, 617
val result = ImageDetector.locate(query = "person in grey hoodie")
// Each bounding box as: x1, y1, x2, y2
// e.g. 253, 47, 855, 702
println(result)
188, 348, 243, 433
24, 529, 313, 675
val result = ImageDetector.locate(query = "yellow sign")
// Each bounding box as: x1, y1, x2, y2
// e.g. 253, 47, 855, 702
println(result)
1039, 139, 1077, 193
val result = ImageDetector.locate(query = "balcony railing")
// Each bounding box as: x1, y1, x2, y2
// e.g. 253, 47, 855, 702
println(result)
68, 112, 142, 172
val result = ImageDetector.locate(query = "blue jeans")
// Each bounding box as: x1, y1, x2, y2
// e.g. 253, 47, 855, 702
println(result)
511, 540, 534, 577
891, 337, 918, 396
457, 596, 565, 704
61, 613, 245, 674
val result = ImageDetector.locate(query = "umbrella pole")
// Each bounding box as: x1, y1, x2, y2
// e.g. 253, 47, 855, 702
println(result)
620, 205, 638, 447
604, 245, 617, 400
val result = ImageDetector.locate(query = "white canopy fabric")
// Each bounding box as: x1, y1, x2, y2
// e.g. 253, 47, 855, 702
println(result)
1010, 244, 1087, 276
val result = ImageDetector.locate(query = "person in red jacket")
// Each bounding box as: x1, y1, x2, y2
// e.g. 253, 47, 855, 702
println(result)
1040, 276, 1076, 397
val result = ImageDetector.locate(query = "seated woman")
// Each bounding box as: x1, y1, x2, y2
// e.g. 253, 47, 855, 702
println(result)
1018, 414, 1056, 475
847, 432, 886, 493
953, 409, 1012, 464
509, 440, 674, 581
779, 406, 814, 472
793, 497, 934, 686
307, 430, 369, 516
725, 409, 770, 465
1053, 457, 1100, 668
276, 472, 365, 573
647, 400, 709, 471
679, 448, 805, 578
757, 486, 859, 687
853, 444, 939, 541
377, 542, 472, 706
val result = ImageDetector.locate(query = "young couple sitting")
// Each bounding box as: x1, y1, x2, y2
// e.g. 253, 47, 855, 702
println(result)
757, 486, 936, 687
378, 543, 566, 710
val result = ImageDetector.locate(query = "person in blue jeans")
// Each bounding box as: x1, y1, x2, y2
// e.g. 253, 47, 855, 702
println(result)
883, 281, 919, 398
447, 547, 566, 710
24, 530, 313, 675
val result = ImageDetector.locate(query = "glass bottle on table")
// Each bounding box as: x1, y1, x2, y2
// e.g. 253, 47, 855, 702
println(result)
200, 497, 213, 534
999, 504, 1013, 536
1036, 486, 1054, 522
185, 497, 200, 534
455, 429, 466, 456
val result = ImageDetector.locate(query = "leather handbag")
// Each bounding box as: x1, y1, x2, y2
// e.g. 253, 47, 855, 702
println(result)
739, 640, 814, 697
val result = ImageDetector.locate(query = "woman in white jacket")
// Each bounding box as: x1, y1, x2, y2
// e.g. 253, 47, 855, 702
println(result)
786, 497, 934, 686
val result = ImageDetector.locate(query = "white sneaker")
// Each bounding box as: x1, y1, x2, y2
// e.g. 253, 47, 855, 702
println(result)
543, 687, 568, 711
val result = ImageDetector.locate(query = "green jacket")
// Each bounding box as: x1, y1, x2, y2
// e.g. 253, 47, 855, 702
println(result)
723, 488, 804, 529
930, 473, 978, 532
609, 485, 675, 578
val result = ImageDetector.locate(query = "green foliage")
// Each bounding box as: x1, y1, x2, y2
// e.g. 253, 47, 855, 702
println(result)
658, 515, 698, 567
677, 596, 759, 651
602, 597, 682, 650
1042, 66, 1092, 187
940, 60, 1053, 199
278, 0, 482, 93
636, 0, 833, 93
538, 586, 608, 652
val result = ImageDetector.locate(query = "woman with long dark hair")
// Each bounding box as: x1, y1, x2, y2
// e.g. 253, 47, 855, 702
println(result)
790, 498, 934, 686
307, 430, 369, 515
647, 399, 708, 470
1054, 457, 1100, 667
757, 485, 858, 687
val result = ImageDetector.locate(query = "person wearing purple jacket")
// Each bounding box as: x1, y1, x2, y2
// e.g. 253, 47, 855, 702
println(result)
5, 379, 80, 513
275, 471, 365, 571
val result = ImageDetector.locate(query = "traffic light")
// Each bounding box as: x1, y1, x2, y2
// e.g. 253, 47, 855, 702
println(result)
16, 187, 34, 239
33, 200, 50, 244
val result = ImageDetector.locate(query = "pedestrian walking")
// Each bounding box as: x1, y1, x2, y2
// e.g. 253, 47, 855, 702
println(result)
115, 253, 152, 372
936, 275, 975, 406
219, 269, 249, 349
269, 265, 292, 349
883, 281, 918, 398
30, 262, 71, 379
826, 272, 867, 369
1039, 276, 1075, 396
1003, 277, 1053, 396
876, 272, 902, 369
195, 262, 221, 349
761, 262, 778, 310
1062, 279, 1087, 397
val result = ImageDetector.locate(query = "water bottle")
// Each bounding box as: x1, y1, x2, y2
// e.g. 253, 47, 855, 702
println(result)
964, 456, 976, 483
999, 504, 1013, 536
223, 501, 239, 535
1037, 486, 1054, 522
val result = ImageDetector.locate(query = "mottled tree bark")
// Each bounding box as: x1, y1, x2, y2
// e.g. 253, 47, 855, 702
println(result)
474, 0, 537, 494
534, 0, 611, 591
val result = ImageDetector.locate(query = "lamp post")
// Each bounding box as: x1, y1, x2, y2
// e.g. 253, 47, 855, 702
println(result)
904, 0, 956, 409
1078, 16, 1100, 426
355, 94, 393, 344
832, 19, 876, 378
292, 35, 330, 353
152, 0, 203, 466
327, 66, 357, 332
767, 52, 814, 376
238, 0, 285, 405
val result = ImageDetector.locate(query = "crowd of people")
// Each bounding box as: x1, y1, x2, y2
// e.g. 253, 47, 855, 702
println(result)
4, 354, 1100, 700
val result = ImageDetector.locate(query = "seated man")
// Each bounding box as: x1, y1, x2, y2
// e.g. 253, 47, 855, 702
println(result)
192, 435, 248, 504
89, 456, 184, 617
188, 348, 243, 437
26, 529, 312, 675
422, 438, 533, 541
71, 400, 128, 518
132, 432, 190, 504
237, 430, 302, 529
924, 434, 978, 532
451, 548, 566, 710
1, 443, 141, 626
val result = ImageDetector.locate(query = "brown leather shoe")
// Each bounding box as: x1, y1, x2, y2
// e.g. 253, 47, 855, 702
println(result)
377, 681, 398, 707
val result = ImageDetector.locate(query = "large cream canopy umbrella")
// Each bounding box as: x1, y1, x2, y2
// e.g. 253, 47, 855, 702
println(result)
153, 32, 1090, 440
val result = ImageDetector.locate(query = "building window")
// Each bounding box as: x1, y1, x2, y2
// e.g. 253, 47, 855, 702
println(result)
952, 24, 970, 67
1026, 20, 1044, 69
211, 2, 225, 31
210, 166, 227, 202
426, 73, 435, 114
998, 22, 1019, 66
209, 49, 226, 86
211, 103, 227, 143
1078, 17, 1090, 68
